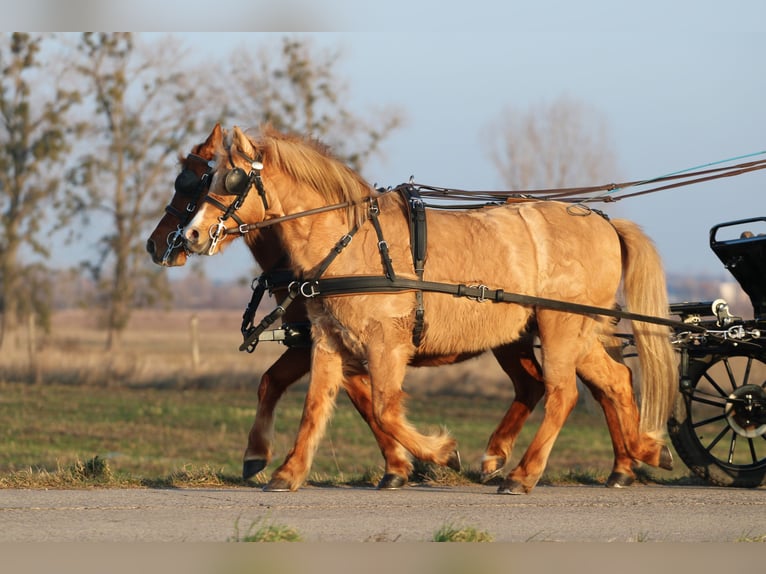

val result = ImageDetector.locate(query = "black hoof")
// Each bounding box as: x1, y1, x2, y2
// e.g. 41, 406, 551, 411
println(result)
263, 477, 293, 492
242, 458, 268, 481
659, 445, 673, 470
446, 450, 462, 472
605, 471, 635, 488
377, 473, 407, 490
497, 479, 527, 495
480, 457, 506, 483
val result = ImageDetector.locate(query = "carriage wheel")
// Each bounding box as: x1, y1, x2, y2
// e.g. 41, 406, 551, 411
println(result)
668, 349, 766, 487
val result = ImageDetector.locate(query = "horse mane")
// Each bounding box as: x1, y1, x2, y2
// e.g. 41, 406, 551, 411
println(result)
251, 126, 372, 228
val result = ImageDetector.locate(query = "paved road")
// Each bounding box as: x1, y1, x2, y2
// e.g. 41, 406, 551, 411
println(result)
1, 483, 765, 543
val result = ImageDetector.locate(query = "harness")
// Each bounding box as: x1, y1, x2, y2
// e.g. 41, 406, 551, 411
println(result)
174, 145, 723, 353
235, 182, 708, 354
162, 154, 215, 263
203, 149, 269, 254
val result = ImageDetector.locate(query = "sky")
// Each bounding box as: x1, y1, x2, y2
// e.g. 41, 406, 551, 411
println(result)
5, 0, 766, 285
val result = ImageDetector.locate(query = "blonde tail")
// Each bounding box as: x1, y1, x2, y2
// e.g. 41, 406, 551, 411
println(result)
612, 219, 677, 434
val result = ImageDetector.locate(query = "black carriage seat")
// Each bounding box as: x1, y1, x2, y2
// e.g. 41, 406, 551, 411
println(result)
709, 216, 766, 319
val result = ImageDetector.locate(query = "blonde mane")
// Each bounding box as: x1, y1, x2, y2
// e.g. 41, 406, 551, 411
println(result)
252, 126, 372, 228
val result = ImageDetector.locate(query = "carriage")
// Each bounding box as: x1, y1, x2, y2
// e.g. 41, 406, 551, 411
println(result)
148, 124, 766, 491
666, 217, 766, 487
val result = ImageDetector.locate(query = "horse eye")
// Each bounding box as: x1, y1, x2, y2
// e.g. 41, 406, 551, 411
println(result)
224, 167, 249, 196
174, 169, 200, 196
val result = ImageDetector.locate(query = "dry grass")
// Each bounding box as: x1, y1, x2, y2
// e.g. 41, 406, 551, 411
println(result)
2, 309, 289, 390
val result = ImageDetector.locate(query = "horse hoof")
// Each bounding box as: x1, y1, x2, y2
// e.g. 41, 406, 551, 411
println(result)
480, 467, 505, 484
659, 445, 673, 470
377, 473, 407, 490
242, 459, 267, 481
605, 472, 635, 488
263, 477, 294, 492
446, 450, 462, 472
497, 479, 527, 495
480, 456, 506, 483
480, 458, 506, 483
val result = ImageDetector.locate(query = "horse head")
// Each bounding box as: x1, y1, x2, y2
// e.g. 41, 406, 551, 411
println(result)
146, 123, 225, 266
183, 126, 274, 256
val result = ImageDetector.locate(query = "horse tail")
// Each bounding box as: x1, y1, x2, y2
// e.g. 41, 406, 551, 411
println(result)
612, 219, 677, 435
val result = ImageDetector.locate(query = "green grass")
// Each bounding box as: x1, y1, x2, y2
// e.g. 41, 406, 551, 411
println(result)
0, 379, 694, 488
432, 523, 493, 542
735, 531, 766, 542
229, 517, 302, 542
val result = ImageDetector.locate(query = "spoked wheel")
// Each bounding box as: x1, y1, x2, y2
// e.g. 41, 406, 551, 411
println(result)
668, 349, 766, 487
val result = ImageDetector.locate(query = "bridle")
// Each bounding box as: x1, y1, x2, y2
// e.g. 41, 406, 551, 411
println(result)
202, 148, 269, 254
161, 153, 215, 264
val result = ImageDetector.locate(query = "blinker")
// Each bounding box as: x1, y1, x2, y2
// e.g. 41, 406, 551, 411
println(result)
224, 167, 250, 196
174, 169, 200, 196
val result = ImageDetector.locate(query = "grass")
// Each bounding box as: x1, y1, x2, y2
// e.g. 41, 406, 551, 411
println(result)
0, 380, 696, 488
432, 523, 493, 542
0, 308, 697, 489
229, 517, 302, 542
735, 531, 766, 542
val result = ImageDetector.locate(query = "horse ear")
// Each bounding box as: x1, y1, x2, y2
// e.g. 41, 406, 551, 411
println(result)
199, 123, 224, 155
232, 126, 256, 158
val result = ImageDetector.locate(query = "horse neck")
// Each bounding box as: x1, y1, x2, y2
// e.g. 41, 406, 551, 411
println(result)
256, 173, 367, 275
274, 210, 353, 277
246, 229, 289, 272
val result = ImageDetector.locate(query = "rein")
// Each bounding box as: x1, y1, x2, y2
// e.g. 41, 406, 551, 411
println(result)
224, 199, 366, 235
201, 153, 766, 349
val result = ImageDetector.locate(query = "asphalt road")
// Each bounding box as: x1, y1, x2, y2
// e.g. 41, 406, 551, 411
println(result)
1, 483, 765, 543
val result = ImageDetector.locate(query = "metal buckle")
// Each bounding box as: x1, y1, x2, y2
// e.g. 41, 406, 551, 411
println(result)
299, 281, 320, 298
467, 284, 489, 303
207, 219, 227, 255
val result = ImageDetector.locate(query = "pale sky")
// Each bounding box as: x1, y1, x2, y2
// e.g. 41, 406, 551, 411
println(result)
5, 0, 766, 284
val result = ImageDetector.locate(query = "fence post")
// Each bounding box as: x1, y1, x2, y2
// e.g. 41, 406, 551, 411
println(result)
28, 314, 42, 384
190, 314, 200, 372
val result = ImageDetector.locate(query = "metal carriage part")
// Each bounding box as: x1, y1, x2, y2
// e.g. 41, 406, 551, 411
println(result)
668, 343, 766, 487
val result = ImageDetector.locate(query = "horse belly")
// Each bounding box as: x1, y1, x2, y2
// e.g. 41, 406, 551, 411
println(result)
417, 293, 534, 355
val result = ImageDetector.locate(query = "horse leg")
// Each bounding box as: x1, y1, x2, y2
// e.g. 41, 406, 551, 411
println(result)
265, 341, 344, 491
342, 371, 414, 489
484, 336, 636, 488
366, 339, 459, 468
243, 347, 311, 480
498, 314, 583, 495
246, 349, 417, 488
580, 378, 636, 487
575, 341, 672, 471
481, 339, 545, 482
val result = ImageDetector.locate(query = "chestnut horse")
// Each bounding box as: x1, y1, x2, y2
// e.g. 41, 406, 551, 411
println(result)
153, 125, 670, 492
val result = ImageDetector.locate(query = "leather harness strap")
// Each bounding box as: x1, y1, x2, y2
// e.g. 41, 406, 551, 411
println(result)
297, 275, 701, 331
400, 185, 428, 346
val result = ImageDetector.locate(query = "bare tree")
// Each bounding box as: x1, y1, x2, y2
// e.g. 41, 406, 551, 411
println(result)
69, 33, 205, 350
0, 33, 81, 351
220, 36, 404, 172
485, 95, 619, 189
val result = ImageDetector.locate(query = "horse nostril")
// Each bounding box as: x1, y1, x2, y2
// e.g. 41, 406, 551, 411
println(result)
185, 228, 199, 243
146, 238, 156, 256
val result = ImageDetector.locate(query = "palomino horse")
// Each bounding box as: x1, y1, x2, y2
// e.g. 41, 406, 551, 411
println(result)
148, 125, 643, 489
184, 129, 674, 492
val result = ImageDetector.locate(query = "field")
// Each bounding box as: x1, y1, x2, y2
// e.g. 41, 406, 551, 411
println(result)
0, 309, 695, 487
